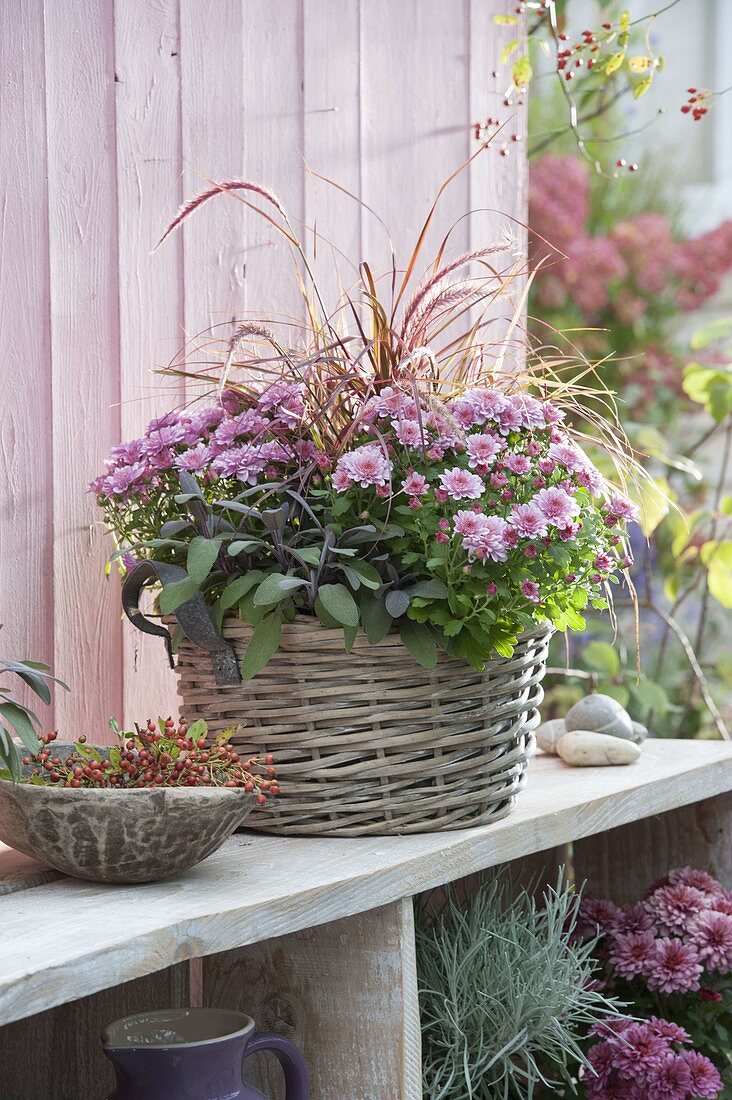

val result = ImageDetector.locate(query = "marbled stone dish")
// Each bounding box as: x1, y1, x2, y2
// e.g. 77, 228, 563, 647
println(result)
0, 745, 254, 883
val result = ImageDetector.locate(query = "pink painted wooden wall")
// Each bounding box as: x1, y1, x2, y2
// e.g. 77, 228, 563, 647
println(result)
0, 0, 526, 734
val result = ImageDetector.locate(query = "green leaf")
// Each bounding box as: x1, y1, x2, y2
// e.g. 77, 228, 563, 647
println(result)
186, 719, 207, 741
343, 624, 358, 653
360, 592, 392, 644
241, 614, 282, 680
500, 36, 519, 65
691, 316, 732, 350
317, 583, 359, 627
511, 53, 532, 89
492, 12, 517, 23
228, 539, 265, 555
632, 680, 669, 716
220, 572, 265, 610
583, 641, 621, 678
0, 702, 38, 752
604, 49, 626, 75
187, 537, 221, 584
252, 573, 307, 607
707, 541, 732, 608
346, 559, 382, 589
292, 545, 323, 566
633, 75, 653, 99
385, 589, 410, 618
159, 577, 200, 614
400, 620, 438, 668
406, 579, 448, 600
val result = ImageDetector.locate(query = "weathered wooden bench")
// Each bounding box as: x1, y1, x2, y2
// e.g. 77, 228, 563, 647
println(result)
1, 739, 731, 1100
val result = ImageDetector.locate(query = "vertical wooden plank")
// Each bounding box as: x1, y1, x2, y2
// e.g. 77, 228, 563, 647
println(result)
44, 0, 123, 732
0, 1, 55, 716
202, 899, 423, 1100
302, 0, 362, 312
180, 0, 247, 361
0, 964, 189, 1100
469, 0, 529, 358
241, 0, 305, 324
574, 793, 732, 904
114, 0, 184, 725
360, 0, 471, 290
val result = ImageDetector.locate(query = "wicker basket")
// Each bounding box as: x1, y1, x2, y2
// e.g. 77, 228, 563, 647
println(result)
171, 616, 552, 837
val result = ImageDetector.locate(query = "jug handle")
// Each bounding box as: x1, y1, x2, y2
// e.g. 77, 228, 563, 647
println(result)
244, 1031, 310, 1100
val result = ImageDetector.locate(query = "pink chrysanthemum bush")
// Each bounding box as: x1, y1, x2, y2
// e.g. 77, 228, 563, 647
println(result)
92, 168, 639, 676
578, 868, 732, 1097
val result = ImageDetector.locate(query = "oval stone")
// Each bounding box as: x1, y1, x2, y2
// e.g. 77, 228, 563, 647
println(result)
631, 720, 649, 744
556, 730, 641, 767
565, 694, 634, 741
536, 719, 566, 755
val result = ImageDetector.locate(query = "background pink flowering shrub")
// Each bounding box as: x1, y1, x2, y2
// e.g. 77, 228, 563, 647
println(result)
529, 154, 732, 422
93, 379, 636, 675
579, 867, 732, 1096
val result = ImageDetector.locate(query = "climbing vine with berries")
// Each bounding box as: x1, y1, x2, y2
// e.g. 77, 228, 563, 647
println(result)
477, 0, 730, 179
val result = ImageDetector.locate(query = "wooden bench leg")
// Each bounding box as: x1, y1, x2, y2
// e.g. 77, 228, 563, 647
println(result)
201, 897, 422, 1100
573, 791, 732, 901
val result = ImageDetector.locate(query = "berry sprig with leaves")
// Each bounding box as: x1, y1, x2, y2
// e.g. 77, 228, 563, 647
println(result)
18, 718, 278, 800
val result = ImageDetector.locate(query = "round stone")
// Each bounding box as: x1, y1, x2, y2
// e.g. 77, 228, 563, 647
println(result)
630, 720, 649, 744
556, 730, 641, 767
565, 693, 634, 741
536, 719, 566, 755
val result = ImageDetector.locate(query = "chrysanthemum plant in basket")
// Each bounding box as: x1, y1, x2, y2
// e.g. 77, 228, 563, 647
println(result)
93, 159, 640, 835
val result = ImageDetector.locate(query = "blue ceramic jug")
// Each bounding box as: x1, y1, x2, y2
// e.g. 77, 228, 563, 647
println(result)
102, 1008, 310, 1100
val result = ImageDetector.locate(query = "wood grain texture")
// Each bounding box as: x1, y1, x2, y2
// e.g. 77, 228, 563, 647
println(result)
203, 898, 422, 1099
44, 0, 123, 732
0, 843, 58, 896
0, 965, 189, 1100
0, 741, 730, 1026
114, 0, 183, 725
0, 0, 54, 714
360, 0, 471, 282
180, 0, 247, 367
574, 791, 732, 902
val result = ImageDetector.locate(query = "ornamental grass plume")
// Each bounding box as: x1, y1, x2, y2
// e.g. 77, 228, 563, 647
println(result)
416, 873, 623, 1100
91, 158, 644, 676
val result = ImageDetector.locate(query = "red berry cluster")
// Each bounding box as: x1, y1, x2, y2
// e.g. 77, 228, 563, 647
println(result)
556, 26, 603, 80
681, 88, 710, 121
22, 718, 279, 803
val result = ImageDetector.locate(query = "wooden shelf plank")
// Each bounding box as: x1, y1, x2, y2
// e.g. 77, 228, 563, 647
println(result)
1, 739, 731, 1026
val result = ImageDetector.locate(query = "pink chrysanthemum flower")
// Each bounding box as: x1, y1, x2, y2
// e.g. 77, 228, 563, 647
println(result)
609, 930, 657, 980
668, 867, 725, 895
678, 1050, 723, 1098
439, 467, 485, 501
533, 486, 581, 528
505, 453, 532, 475
578, 898, 622, 938
646, 937, 703, 994
520, 579, 541, 603
645, 883, 709, 932
103, 462, 148, 497
645, 1017, 690, 1044
334, 444, 391, 489
453, 509, 487, 536
466, 432, 502, 470
548, 440, 587, 473
647, 1054, 693, 1100
509, 503, 549, 539
612, 903, 655, 936
612, 1023, 669, 1083
689, 910, 732, 972
605, 494, 640, 523
393, 418, 424, 446
401, 471, 428, 497
710, 895, 732, 916
174, 444, 212, 473
461, 515, 509, 563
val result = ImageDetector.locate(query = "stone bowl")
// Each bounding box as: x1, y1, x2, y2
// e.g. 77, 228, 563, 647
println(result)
0, 745, 255, 884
